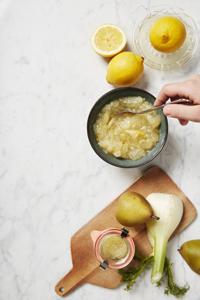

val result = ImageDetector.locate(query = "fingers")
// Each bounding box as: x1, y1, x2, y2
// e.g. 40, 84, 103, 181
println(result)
178, 119, 189, 126
154, 82, 187, 106
163, 104, 200, 122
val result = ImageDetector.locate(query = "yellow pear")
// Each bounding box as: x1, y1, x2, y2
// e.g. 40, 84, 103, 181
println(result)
116, 191, 158, 226
179, 240, 200, 274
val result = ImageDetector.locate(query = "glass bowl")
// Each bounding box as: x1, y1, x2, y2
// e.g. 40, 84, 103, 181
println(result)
133, 6, 199, 71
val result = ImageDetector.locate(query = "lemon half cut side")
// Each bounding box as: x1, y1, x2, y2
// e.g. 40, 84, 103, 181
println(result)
91, 24, 127, 57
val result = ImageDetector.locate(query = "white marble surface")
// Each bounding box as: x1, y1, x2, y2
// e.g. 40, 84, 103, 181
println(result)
0, 0, 200, 299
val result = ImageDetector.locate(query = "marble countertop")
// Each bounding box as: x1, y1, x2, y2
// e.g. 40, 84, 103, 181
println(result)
0, 0, 200, 299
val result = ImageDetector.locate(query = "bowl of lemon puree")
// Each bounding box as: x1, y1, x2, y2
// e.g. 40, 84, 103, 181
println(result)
87, 87, 168, 168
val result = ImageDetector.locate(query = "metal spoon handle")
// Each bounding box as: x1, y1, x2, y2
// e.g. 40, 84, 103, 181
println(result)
116, 99, 193, 116
144, 98, 193, 114
156, 98, 193, 111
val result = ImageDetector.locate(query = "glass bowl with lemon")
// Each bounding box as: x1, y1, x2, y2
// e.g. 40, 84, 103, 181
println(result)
133, 6, 199, 70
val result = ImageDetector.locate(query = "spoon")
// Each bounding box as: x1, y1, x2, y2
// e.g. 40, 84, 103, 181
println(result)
116, 99, 193, 116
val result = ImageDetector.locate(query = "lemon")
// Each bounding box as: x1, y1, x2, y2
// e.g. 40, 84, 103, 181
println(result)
106, 51, 144, 86
150, 16, 186, 53
91, 24, 126, 57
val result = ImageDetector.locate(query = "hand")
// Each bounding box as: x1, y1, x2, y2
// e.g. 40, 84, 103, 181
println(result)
155, 75, 200, 125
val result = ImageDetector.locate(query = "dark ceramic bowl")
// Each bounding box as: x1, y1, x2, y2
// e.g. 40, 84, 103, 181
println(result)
87, 87, 168, 168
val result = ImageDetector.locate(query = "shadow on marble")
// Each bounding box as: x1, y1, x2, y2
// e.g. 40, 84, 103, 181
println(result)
160, 132, 184, 167
137, 132, 182, 176
134, 72, 150, 91
117, 166, 142, 182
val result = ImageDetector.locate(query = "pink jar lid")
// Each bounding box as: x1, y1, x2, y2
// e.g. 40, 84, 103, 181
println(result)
91, 228, 135, 270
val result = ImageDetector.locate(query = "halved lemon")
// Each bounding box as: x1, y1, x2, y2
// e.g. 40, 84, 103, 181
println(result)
91, 24, 127, 57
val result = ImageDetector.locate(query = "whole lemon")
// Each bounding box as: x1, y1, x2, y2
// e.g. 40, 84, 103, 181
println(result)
106, 51, 144, 86
150, 16, 186, 53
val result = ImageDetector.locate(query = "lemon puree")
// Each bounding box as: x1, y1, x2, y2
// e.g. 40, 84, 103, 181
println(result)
94, 97, 161, 160
100, 235, 128, 261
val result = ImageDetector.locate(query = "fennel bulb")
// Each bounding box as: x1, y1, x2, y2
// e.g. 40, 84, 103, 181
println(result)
146, 193, 183, 283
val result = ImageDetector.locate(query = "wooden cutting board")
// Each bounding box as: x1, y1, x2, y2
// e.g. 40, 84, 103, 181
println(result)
55, 166, 197, 297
